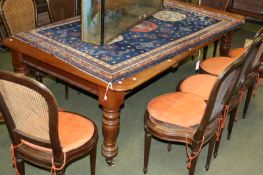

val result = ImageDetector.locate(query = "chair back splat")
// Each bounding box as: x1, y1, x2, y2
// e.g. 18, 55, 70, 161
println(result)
0, 71, 98, 175
0, 0, 37, 36
0, 71, 63, 162
200, 0, 231, 11
199, 34, 263, 140
46, 0, 78, 22
194, 46, 247, 142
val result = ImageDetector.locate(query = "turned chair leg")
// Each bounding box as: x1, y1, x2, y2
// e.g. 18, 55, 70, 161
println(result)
188, 151, 199, 175
34, 71, 43, 83
143, 129, 152, 174
56, 169, 65, 175
90, 145, 97, 175
227, 106, 238, 140
167, 143, 172, 152
205, 134, 216, 171
15, 156, 25, 175
214, 131, 223, 158
0, 112, 4, 123
243, 84, 254, 118
65, 83, 69, 100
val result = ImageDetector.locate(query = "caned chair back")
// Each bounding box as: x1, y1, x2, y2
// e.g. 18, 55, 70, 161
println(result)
200, 0, 231, 11
203, 32, 263, 128
195, 46, 246, 139
252, 28, 263, 69
0, 0, 37, 36
239, 34, 263, 89
0, 71, 61, 152
46, 0, 78, 22
254, 27, 263, 39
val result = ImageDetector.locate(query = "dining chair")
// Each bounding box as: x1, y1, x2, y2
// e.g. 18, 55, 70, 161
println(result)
0, 0, 46, 83
46, 0, 79, 23
178, 33, 263, 157
143, 44, 246, 175
228, 28, 263, 78
0, 111, 4, 123
199, 28, 263, 118
0, 70, 98, 175
0, 0, 37, 36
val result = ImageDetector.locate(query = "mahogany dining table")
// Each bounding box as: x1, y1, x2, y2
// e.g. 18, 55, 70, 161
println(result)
3, 0, 244, 164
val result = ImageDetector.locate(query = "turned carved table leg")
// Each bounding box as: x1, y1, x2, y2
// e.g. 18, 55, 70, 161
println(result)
12, 50, 29, 75
99, 88, 125, 165
220, 31, 234, 56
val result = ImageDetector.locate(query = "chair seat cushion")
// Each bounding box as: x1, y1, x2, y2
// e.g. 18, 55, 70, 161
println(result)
58, 112, 95, 152
228, 48, 246, 59
147, 92, 206, 127
180, 74, 217, 101
22, 111, 95, 152
200, 57, 235, 76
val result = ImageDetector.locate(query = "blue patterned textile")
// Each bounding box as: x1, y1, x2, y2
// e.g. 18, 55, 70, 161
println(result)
15, 1, 244, 83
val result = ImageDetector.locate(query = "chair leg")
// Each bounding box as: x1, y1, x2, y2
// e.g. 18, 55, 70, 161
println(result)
90, 145, 97, 175
243, 84, 254, 119
0, 112, 4, 123
203, 46, 208, 60
213, 40, 219, 57
188, 152, 199, 175
167, 143, 172, 152
214, 131, 223, 158
227, 106, 238, 140
35, 71, 43, 83
56, 169, 65, 175
65, 83, 69, 100
143, 129, 152, 174
205, 134, 216, 171
15, 157, 25, 175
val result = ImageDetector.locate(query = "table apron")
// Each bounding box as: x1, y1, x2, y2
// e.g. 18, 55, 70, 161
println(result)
22, 56, 100, 96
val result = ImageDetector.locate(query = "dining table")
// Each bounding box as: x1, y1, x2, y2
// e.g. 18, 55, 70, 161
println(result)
3, 0, 244, 164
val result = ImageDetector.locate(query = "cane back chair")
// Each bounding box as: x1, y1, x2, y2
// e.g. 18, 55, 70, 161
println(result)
0, 0, 37, 36
179, 31, 263, 157
0, 71, 98, 175
143, 45, 246, 175
0, 0, 47, 84
199, 27, 263, 119
180, 29, 263, 101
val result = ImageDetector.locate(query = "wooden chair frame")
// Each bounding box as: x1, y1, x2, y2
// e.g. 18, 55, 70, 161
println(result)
0, 71, 98, 175
144, 47, 246, 175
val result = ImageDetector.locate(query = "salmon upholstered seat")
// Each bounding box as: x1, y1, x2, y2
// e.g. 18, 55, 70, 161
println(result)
148, 92, 206, 128
203, 28, 263, 76
228, 48, 246, 59
22, 111, 95, 152
179, 74, 217, 101
200, 57, 235, 76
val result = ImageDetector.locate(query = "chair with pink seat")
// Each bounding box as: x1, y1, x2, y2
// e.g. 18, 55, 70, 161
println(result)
0, 70, 98, 175
143, 42, 246, 175
178, 33, 263, 157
